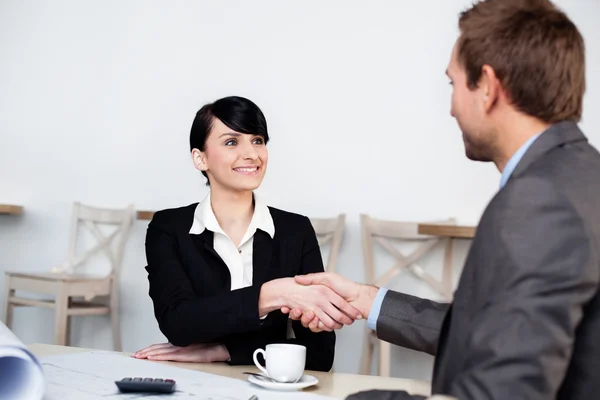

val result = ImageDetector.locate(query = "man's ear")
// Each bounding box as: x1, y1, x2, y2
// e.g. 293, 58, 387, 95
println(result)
480, 64, 501, 112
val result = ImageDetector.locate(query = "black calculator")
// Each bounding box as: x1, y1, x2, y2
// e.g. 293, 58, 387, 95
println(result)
115, 377, 176, 394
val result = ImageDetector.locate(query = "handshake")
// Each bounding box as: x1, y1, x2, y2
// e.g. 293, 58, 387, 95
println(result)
275, 272, 380, 333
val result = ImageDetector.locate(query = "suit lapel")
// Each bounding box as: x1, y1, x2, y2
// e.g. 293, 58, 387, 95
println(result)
191, 229, 232, 289
189, 223, 275, 288
252, 229, 273, 286
196, 229, 221, 259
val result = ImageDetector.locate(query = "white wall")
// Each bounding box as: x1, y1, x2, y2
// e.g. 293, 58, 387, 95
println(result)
1, 0, 599, 381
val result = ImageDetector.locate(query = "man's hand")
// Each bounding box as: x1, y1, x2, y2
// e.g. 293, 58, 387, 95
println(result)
132, 342, 230, 363
282, 273, 379, 332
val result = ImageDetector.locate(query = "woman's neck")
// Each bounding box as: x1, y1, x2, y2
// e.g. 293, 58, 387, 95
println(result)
209, 188, 254, 240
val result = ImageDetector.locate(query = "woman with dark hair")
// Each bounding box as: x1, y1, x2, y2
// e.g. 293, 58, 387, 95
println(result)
132, 96, 360, 371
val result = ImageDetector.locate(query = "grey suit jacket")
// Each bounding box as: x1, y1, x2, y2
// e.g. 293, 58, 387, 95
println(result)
349, 122, 600, 400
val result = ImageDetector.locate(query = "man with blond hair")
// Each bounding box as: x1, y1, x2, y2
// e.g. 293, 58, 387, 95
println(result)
286, 1, 600, 398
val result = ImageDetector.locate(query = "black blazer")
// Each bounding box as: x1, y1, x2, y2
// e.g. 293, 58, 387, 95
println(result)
144, 203, 335, 371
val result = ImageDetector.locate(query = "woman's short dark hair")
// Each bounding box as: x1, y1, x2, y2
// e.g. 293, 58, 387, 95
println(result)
190, 96, 269, 184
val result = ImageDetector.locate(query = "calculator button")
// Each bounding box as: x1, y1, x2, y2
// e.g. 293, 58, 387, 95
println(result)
122, 378, 132, 381
165, 379, 175, 382
155, 379, 164, 382
133, 378, 142, 382
143, 378, 153, 382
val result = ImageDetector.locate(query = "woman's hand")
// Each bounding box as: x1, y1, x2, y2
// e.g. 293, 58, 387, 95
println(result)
132, 342, 230, 363
282, 307, 324, 332
282, 273, 378, 333
259, 277, 362, 331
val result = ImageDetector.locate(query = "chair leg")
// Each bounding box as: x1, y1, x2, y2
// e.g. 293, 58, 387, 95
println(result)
110, 291, 122, 352
65, 298, 73, 346
378, 340, 391, 377
360, 330, 374, 375
3, 278, 15, 328
54, 287, 69, 346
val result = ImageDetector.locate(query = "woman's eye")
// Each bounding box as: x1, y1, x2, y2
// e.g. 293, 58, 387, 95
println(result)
253, 137, 264, 145
225, 139, 237, 146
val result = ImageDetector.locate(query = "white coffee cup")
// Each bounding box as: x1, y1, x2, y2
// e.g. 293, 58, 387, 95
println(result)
252, 344, 306, 383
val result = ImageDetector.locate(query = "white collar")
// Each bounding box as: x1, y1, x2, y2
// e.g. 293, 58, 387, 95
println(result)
189, 191, 275, 239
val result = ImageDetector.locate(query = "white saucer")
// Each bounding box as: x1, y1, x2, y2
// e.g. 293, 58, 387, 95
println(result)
247, 374, 318, 391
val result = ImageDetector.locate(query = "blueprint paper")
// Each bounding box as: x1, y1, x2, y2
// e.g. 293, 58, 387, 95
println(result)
40, 351, 337, 400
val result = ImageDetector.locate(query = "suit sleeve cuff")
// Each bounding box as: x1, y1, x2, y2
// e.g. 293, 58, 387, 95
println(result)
367, 287, 388, 331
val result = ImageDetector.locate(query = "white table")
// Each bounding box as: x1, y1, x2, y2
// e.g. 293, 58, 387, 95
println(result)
29, 343, 432, 399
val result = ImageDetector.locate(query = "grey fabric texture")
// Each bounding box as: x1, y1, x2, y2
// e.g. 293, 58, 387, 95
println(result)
353, 122, 600, 400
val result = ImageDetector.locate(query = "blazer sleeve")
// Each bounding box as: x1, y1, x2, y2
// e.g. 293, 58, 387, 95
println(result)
442, 177, 599, 399
376, 290, 449, 356
145, 215, 264, 346
290, 216, 336, 371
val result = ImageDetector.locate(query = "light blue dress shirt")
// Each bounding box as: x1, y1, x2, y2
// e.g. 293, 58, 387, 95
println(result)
499, 133, 542, 189
366, 133, 543, 331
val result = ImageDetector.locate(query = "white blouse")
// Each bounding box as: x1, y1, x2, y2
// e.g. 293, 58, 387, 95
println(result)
189, 192, 275, 291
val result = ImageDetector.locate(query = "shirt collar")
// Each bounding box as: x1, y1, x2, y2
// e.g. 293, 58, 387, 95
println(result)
499, 133, 543, 189
189, 191, 275, 239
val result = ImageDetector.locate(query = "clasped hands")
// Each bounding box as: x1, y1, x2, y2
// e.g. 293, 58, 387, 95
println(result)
281, 272, 378, 333
133, 273, 375, 362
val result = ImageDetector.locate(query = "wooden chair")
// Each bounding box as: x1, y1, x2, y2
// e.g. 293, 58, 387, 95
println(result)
3, 202, 134, 350
310, 214, 346, 273
359, 214, 456, 377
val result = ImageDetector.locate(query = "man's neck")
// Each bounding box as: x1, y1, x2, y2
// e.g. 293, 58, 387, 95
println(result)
493, 115, 550, 172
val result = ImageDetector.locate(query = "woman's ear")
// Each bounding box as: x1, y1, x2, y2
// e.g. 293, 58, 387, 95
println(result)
191, 148, 207, 171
